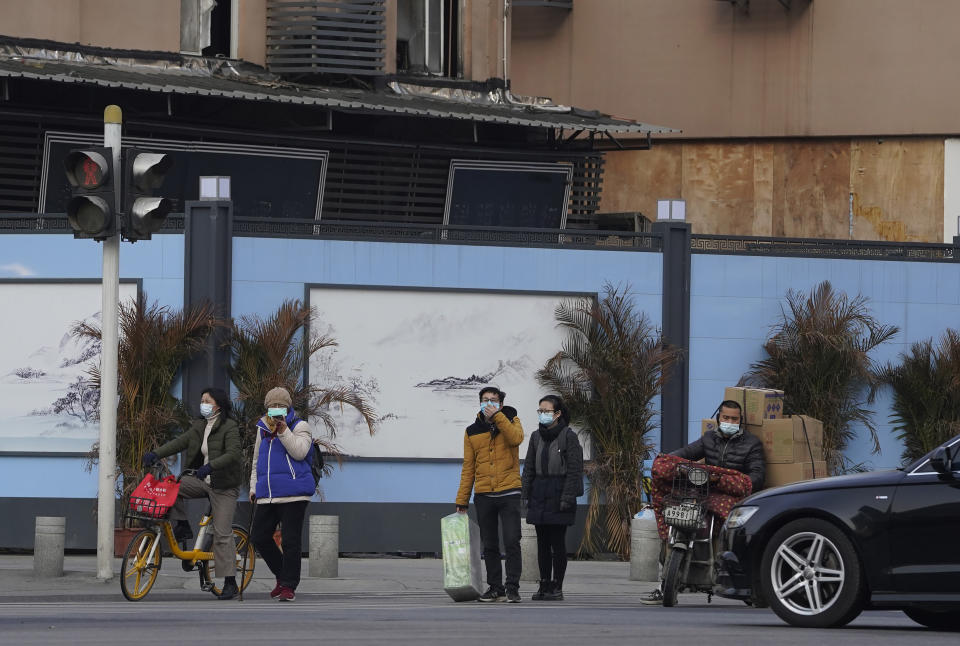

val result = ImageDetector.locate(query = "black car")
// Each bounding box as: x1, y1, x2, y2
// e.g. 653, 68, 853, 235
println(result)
715, 434, 960, 630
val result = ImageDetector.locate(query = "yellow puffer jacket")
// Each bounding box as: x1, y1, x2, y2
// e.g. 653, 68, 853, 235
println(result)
456, 407, 524, 507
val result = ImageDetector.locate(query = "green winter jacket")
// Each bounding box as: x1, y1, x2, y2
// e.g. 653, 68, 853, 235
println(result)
155, 416, 243, 490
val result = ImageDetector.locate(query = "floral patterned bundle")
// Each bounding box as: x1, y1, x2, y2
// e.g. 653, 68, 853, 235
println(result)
649, 454, 752, 540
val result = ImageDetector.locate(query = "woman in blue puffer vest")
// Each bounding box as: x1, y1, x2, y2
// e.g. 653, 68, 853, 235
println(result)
249, 387, 315, 602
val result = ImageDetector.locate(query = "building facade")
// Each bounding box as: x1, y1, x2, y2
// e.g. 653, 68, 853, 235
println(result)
510, 0, 960, 242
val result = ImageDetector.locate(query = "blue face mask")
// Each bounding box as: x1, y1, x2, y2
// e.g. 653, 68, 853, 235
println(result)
200, 403, 216, 418
267, 407, 287, 419
538, 412, 556, 426
480, 401, 500, 414
718, 422, 740, 436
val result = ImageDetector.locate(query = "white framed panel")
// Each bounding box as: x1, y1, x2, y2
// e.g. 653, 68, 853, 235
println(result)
307, 286, 591, 459
945, 138, 960, 243
0, 280, 139, 453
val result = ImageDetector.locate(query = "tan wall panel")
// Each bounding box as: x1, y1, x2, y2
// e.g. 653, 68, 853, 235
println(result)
849, 139, 944, 242
681, 142, 760, 235
0, 0, 82, 42
511, 0, 960, 138
78, 0, 178, 51
237, 0, 267, 66
510, 5, 572, 102
772, 140, 850, 239
598, 138, 944, 241
0, 0, 177, 51
596, 146, 681, 221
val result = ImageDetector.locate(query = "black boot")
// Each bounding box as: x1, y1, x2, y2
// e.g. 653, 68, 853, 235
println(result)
543, 580, 563, 601
532, 580, 549, 601
216, 577, 239, 600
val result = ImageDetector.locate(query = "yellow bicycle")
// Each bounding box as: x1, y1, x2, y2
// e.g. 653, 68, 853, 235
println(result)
120, 470, 255, 601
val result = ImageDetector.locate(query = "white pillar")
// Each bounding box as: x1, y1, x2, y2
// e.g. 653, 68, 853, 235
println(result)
944, 138, 960, 242
309, 515, 339, 578
34, 516, 66, 578
629, 510, 661, 582
520, 521, 538, 583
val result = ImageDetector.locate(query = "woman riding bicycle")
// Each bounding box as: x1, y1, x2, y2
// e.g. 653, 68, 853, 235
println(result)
142, 386, 243, 600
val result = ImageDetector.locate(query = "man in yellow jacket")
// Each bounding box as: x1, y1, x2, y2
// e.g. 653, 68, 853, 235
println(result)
456, 386, 525, 603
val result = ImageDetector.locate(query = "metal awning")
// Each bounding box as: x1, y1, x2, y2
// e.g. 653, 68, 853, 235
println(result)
0, 52, 677, 135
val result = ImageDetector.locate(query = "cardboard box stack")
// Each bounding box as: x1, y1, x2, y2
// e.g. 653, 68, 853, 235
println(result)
700, 387, 826, 489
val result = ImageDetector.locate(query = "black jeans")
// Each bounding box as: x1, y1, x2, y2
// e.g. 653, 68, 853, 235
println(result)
535, 524, 568, 586
474, 494, 521, 591
250, 501, 308, 590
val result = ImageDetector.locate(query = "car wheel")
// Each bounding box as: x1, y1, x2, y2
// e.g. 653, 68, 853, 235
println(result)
904, 608, 960, 631
759, 518, 863, 628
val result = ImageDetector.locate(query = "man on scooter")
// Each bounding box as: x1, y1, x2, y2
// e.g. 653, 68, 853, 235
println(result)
640, 400, 765, 605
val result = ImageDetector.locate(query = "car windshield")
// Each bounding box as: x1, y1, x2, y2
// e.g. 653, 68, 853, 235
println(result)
907, 433, 960, 474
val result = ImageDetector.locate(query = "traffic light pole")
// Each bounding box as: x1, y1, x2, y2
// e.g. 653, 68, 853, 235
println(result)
96, 105, 122, 581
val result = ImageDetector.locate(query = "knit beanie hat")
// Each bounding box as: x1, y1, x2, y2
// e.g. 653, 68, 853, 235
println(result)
264, 387, 292, 408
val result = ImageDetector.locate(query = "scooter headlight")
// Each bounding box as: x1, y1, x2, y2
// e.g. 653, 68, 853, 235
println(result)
725, 506, 758, 529
687, 466, 709, 486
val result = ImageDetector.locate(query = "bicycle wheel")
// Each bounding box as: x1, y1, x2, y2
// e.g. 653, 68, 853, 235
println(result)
202, 526, 255, 595
120, 529, 163, 601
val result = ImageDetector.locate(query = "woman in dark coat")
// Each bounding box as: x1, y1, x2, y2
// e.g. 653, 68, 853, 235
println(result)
521, 395, 584, 601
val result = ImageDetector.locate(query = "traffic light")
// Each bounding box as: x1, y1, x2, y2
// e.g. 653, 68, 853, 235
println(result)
121, 148, 173, 241
63, 148, 116, 240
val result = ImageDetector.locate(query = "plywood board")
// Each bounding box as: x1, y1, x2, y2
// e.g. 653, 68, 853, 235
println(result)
596, 146, 682, 222
772, 140, 851, 239
850, 139, 944, 242
681, 142, 759, 235
598, 137, 943, 241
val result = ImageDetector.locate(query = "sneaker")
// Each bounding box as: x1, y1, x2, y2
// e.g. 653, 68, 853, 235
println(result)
216, 579, 239, 600
531, 580, 549, 601
477, 586, 505, 602
276, 586, 296, 602
505, 588, 521, 603
640, 588, 664, 606
269, 580, 283, 599
543, 582, 563, 601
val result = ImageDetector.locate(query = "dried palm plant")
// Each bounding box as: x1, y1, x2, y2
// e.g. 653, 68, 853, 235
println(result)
744, 281, 898, 474
226, 299, 379, 481
74, 294, 225, 501
537, 283, 679, 558
876, 330, 960, 463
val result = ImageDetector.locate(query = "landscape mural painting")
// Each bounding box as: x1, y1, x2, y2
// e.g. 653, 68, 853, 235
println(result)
0, 281, 138, 452
307, 286, 592, 459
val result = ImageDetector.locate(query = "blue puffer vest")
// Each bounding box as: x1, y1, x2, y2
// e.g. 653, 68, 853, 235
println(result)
254, 409, 315, 499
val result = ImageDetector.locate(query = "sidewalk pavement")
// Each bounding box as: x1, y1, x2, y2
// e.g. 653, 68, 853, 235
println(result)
0, 554, 740, 604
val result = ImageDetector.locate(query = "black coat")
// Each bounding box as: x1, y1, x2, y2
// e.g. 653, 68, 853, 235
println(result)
671, 430, 765, 492
521, 425, 584, 526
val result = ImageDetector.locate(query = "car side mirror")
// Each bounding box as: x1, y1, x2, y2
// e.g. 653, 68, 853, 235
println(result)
929, 446, 955, 477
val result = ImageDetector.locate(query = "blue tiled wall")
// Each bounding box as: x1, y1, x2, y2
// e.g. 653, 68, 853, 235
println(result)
689, 254, 960, 470
5, 233, 957, 498
0, 234, 662, 503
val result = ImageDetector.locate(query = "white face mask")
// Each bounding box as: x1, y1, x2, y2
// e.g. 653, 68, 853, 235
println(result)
718, 421, 740, 436
200, 403, 217, 418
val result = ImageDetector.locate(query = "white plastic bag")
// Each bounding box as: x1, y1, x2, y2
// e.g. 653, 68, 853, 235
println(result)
441, 512, 483, 601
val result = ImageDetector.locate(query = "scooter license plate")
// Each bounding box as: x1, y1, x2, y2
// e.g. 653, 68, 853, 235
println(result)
664, 505, 697, 524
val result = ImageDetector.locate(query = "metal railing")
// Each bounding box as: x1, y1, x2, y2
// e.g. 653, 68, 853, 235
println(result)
5, 213, 957, 261
233, 217, 662, 250
691, 234, 957, 262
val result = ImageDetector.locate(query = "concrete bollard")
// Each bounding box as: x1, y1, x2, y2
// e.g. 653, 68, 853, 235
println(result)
629, 509, 661, 581
308, 515, 339, 578
520, 521, 539, 583
33, 516, 66, 578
